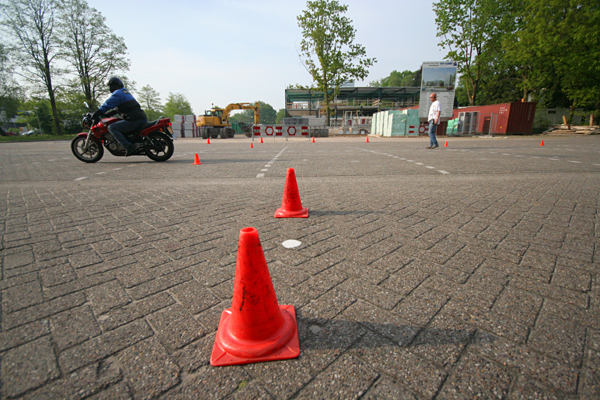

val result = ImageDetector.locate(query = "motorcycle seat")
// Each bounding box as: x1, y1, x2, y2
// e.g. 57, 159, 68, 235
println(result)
140, 120, 160, 130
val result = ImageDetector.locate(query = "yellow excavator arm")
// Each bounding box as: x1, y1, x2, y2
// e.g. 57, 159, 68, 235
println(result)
221, 102, 260, 125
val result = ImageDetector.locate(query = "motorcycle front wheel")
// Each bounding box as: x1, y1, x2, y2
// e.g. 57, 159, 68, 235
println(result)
145, 132, 174, 162
71, 135, 104, 163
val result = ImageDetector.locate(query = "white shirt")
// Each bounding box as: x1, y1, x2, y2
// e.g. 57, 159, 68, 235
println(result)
428, 100, 441, 123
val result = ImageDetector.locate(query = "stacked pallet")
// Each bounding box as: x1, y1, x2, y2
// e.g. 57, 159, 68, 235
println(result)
542, 125, 600, 135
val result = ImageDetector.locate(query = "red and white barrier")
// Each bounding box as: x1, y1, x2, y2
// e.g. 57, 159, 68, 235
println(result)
251, 125, 313, 139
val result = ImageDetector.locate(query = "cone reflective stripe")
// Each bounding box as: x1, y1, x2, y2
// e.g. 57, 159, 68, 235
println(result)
275, 168, 308, 218
193, 153, 202, 165
210, 227, 300, 366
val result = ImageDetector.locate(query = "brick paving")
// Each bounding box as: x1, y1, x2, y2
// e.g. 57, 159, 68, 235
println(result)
0, 135, 599, 399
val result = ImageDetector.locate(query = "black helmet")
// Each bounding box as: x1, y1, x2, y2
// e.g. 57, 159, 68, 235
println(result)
107, 77, 124, 93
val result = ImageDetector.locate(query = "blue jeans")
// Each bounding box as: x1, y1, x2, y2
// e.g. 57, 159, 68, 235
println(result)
428, 120, 439, 147
108, 119, 146, 149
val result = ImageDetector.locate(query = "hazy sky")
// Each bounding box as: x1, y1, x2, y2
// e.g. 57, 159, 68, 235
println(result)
85, 0, 448, 114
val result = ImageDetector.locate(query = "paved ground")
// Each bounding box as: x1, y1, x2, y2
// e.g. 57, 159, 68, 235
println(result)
0, 134, 599, 399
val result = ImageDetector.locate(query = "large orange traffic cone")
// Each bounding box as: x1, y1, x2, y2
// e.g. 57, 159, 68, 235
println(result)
207, 137, 210, 144
193, 153, 202, 165
275, 168, 308, 218
365, 136, 369, 143
260, 137, 264, 143
210, 227, 300, 366
540, 140, 544, 146
444, 141, 448, 147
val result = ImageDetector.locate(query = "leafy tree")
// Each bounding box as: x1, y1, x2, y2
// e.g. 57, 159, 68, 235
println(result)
297, 0, 375, 125
17, 98, 54, 134
506, 0, 600, 118
433, 0, 498, 106
163, 92, 193, 120
1, 0, 64, 134
229, 101, 276, 124
369, 70, 415, 87
0, 43, 23, 123
57, 0, 130, 107
138, 84, 163, 120
276, 109, 286, 124
56, 89, 87, 134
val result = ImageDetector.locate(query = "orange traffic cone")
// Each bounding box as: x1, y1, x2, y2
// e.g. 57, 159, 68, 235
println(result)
210, 227, 300, 366
207, 137, 210, 144
311, 137, 315, 143
540, 140, 544, 146
275, 168, 308, 218
260, 137, 264, 143
193, 153, 202, 165
444, 141, 448, 147
365, 136, 369, 143
250, 143, 254, 148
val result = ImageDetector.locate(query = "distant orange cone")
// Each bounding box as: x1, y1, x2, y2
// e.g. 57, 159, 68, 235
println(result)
311, 137, 315, 143
444, 141, 448, 147
365, 136, 369, 143
540, 140, 544, 146
260, 137, 264, 143
275, 168, 308, 218
210, 227, 300, 366
250, 143, 254, 148
193, 153, 202, 165
207, 137, 210, 144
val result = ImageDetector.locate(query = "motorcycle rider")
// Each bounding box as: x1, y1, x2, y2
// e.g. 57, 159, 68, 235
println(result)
93, 77, 147, 156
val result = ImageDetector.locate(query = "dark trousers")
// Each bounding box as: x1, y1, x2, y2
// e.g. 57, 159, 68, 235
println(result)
108, 119, 146, 149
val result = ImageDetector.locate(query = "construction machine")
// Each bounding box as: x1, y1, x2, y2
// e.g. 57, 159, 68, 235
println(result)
196, 102, 260, 139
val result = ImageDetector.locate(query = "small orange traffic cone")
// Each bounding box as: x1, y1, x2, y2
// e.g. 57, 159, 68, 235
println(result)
210, 227, 300, 366
207, 137, 210, 144
275, 168, 308, 218
250, 143, 254, 148
193, 153, 202, 165
444, 141, 448, 147
540, 140, 544, 146
260, 137, 264, 143
365, 136, 369, 143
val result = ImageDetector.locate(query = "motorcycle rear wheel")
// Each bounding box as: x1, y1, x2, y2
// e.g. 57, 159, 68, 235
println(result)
71, 135, 104, 163
145, 132, 174, 162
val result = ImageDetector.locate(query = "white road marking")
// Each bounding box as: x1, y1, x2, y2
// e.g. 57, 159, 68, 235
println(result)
74, 177, 87, 181
568, 161, 581, 164
256, 173, 265, 178
438, 170, 450, 174
425, 166, 436, 169
97, 172, 107, 175
282, 239, 302, 249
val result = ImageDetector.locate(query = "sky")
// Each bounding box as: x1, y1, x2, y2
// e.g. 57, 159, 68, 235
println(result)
85, 0, 448, 114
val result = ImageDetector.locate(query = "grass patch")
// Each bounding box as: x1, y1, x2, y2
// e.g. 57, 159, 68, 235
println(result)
0, 134, 76, 143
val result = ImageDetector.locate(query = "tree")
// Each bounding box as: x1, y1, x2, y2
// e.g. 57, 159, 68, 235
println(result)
506, 0, 600, 119
297, 0, 375, 125
163, 93, 193, 120
433, 0, 498, 106
276, 109, 286, 124
229, 101, 277, 124
138, 85, 163, 120
1, 0, 64, 134
0, 43, 23, 123
369, 70, 415, 87
57, 0, 130, 107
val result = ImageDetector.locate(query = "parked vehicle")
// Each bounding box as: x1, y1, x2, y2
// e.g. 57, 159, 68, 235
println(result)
71, 103, 174, 163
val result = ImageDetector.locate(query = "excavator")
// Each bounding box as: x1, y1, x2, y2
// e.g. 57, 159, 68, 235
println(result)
196, 102, 260, 139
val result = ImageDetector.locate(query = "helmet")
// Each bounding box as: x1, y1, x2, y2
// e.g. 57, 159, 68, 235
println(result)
107, 77, 124, 93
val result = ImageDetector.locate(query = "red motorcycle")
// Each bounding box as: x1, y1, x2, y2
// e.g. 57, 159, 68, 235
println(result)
71, 102, 175, 163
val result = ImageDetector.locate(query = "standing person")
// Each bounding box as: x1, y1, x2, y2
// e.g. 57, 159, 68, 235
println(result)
427, 92, 441, 149
93, 77, 147, 156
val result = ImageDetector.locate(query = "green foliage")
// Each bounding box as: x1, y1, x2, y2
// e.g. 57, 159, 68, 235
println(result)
138, 85, 163, 120
229, 101, 277, 125
369, 70, 415, 87
163, 93, 193, 120
17, 98, 56, 135
58, 0, 130, 106
297, 0, 375, 125
0, 43, 23, 123
276, 109, 286, 124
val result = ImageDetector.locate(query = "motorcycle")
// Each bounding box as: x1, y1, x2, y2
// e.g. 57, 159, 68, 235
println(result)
71, 102, 175, 163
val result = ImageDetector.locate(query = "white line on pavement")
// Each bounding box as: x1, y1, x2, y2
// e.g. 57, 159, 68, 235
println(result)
74, 177, 87, 181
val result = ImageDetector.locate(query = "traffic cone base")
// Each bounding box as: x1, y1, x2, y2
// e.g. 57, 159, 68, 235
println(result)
193, 153, 202, 165
275, 168, 308, 218
210, 227, 300, 367
211, 304, 300, 366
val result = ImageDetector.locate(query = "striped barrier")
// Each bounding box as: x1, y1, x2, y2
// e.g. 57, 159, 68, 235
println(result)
251, 125, 321, 139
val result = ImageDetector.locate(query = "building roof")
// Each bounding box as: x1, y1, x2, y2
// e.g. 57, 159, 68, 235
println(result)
285, 87, 421, 103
